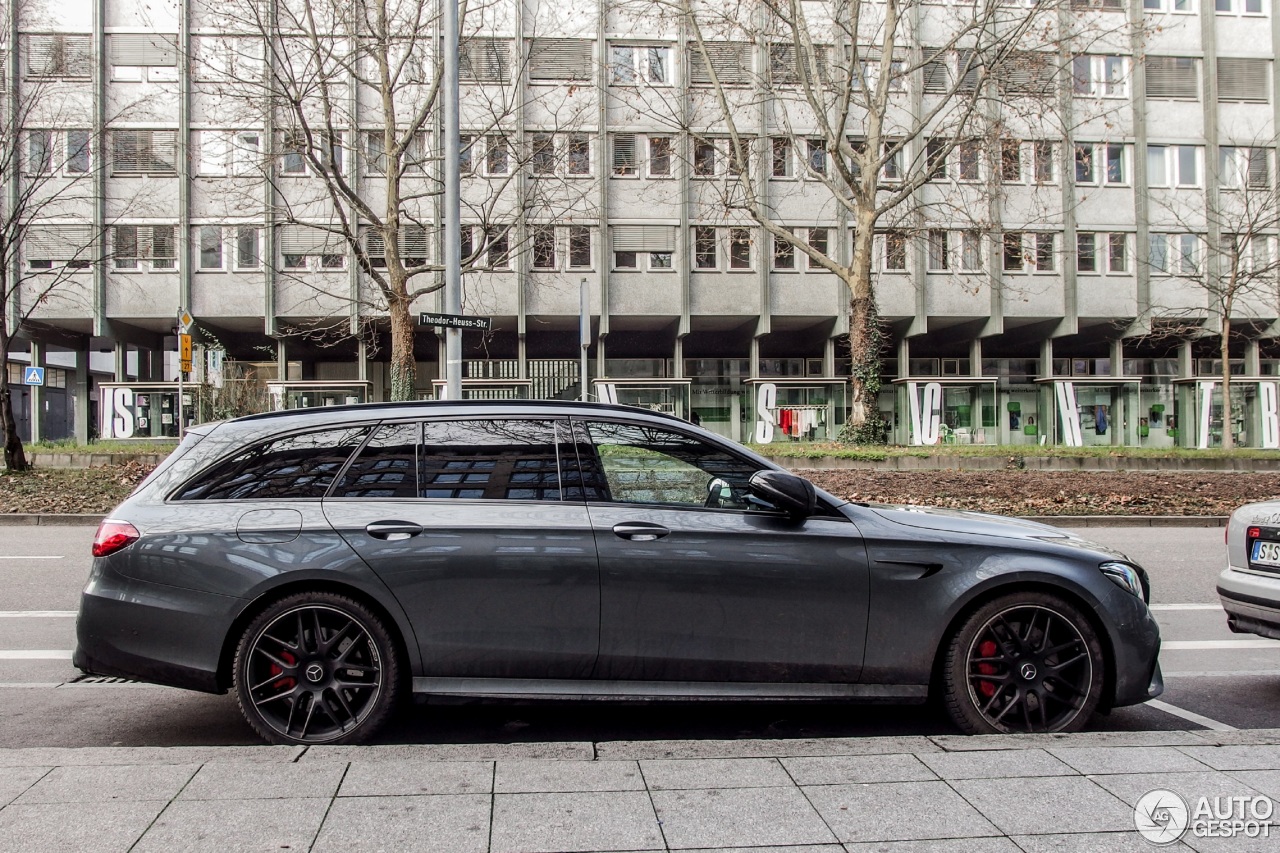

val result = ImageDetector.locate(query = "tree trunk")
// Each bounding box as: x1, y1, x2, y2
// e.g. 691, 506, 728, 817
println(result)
0, 383, 29, 472
839, 220, 886, 444
388, 298, 417, 402
1221, 315, 1234, 451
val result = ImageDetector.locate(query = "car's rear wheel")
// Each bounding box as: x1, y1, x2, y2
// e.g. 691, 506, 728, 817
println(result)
942, 592, 1106, 734
232, 592, 401, 745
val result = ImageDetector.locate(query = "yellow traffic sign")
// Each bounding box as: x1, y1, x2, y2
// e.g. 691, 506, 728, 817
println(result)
179, 334, 192, 373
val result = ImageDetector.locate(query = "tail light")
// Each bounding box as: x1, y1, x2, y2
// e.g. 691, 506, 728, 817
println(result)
93, 520, 140, 557
1248, 526, 1262, 540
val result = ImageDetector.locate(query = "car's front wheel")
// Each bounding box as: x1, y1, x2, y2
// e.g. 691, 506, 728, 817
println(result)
232, 592, 402, 745
942, 591, 1106, 734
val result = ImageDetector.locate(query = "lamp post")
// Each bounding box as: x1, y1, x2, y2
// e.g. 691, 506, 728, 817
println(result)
443, 0, 461, 401
580, 277, 590, 401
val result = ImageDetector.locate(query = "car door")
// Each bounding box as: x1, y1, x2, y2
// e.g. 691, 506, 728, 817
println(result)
323, 417, 600, 679
575, 417, 869, 683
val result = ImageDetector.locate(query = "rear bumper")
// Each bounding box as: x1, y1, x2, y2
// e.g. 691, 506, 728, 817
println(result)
74, 558, 242, 694
1218, 566, 1280, 641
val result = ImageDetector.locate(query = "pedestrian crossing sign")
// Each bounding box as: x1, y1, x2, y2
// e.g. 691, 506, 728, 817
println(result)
23, 367, 44, 386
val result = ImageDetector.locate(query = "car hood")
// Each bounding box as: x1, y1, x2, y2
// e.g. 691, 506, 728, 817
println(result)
866, 503, 1129, 558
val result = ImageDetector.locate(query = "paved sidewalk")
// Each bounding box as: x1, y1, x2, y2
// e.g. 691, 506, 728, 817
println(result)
3, 729, 1280, 852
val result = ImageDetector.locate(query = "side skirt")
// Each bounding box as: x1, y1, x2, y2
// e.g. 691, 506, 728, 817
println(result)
411, 677, 928, 702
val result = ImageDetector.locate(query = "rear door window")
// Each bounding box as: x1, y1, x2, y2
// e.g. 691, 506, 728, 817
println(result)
419, 419, 565, 501
172, 426, 370, 500
331, 423, 419, 498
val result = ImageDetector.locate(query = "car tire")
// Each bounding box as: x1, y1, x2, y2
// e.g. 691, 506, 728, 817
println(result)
232, 591, 402, 745
942, 591, 1106, 735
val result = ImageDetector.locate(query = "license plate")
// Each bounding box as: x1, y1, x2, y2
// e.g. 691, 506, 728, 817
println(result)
1252, 540, 1280, 567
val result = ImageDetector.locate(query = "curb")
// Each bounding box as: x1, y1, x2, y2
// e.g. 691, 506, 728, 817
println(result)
0, 514, 105, 526
778, 455, 1280, 473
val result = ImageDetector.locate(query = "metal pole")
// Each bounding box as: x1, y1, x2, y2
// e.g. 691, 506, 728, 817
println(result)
443, 0, 462, 400
580, 277, 589, 401
176, 335, 184, 440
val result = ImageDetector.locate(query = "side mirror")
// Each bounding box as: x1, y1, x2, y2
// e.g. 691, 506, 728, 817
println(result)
748, 470, 817, 519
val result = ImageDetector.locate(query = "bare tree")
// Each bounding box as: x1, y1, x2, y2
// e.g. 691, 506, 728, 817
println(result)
0, 9, 136, 470
612, 0, 1108, 441
1140, 138, 1280, 449
195, 0, 596, 399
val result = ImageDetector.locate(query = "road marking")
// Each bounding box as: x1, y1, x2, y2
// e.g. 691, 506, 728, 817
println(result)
1164, 670, 1280, 678
0, 556, 64, 560
1162, 639, 1280, 650
0, 611, 76, 618
0, 650, 73, 660
1146, 698, 1238, 732
0, 682, 62, 688
1149, 604, 1223, 611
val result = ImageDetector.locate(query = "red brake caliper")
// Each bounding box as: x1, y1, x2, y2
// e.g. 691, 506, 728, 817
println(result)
270, 651, 297, 690
976, 640, 998, 698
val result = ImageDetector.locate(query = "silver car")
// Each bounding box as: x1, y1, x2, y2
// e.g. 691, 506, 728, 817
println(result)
1220, 502, 1280, 639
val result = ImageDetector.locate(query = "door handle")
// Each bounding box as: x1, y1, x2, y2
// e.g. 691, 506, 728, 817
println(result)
612, 522, 670, 541
365, 520, 424, 541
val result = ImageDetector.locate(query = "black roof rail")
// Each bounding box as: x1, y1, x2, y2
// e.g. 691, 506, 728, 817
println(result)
231, 398, 691, 426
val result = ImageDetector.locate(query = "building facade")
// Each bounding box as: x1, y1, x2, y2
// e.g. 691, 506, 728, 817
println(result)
5, 0, 1280, 448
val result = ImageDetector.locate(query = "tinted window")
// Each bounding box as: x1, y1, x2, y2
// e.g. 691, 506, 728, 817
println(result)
419, 420, 563, 501
583, 421, 759, 509
174, 426, 369, 500
332, 423, 418, 498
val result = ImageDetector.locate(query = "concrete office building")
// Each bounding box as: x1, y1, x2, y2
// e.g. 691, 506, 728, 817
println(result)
5, 0, 1279, 448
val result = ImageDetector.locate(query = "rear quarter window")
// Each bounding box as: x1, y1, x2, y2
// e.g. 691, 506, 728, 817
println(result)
172, 426, 370, 500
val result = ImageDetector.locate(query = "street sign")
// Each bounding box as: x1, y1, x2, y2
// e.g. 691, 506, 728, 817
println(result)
177, 308, 194, 334
22, 367, 44, 386
179, 334, 193, 373
418, 312, 492, 331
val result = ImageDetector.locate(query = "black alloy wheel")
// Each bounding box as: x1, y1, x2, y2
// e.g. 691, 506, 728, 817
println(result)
233, 592, 401, 745
943, 592, 1106, 734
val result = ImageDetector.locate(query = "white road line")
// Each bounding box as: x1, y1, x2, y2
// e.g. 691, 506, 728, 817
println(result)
1147, 699, 1238, 732
0, 650, 73, 660
1149, 604, 1223, 611
1163, 639, 1280, 650
1164, 670, 1280, 678
0, 611, 76, 618
0, 556, 64, 560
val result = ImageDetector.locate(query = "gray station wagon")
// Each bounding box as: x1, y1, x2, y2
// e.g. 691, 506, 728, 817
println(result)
75, 400, 1162, 744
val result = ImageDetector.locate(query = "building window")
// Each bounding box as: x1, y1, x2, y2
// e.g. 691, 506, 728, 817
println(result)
280, 132, 307, 174
27, 130, 53, 174
1034, 233, 1056, 271
1215, 0, 1265, 15
1145, 56, 1199, 100
1077, 233, 1098, 273
532, 225, 557, 269
772, 138, 792, 178
808, 228, 829, 269
927, 230, 949, 271
566, 134, 590, 175
1072, 55, 1128, 98
1001, 140, 1023, 182
569, 226, 592, 269
694, 226, 717, 269
1074, 144, 1125, 185
113, 130, 178, 175
609, 44, 671, 85
773, 232, 795, 270
486, 228, 510, 268
649, 136, 672, 177
236, 227, 261, 270
955, 141, 981, 182
531, 133, 556, 176
1003, 232, 1024, 272
1143, 0, 1195, 11
806, 139, 827, 176
1220, 146, 1271, 190
1033, 141, 1056, 183
199, 226, 224, 270
613, 249, 637, 269
65, 131, 91, 174
1108, 234, 1128, 272
485, 136, 509, 175
1149, 233, 1199, 274
729, 228, 752, 269
650, 250, 673, 269
1148, 145, 1200, 188
883, 232, 907, 271
729, 137, 750, 176
613, 133, 637, 177
25, 34, 92, 79
459, 135, 473, 175
114, 225, 177, 271
882, 141, 903, 181
926, 138, 948, 180
961, 231, 982, 271
693, 138, 716, 177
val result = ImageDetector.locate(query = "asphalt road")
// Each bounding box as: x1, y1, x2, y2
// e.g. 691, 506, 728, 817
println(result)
0, 524, 1273, 748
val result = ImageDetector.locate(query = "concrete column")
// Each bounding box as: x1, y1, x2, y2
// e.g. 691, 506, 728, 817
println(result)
27, 341, 43, 444
74, 347, 90, 444
113, 343, 127, 381
1039, 337, 1054, 445
1110, 339, 1125, 447
1178, 339, 1195, 448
